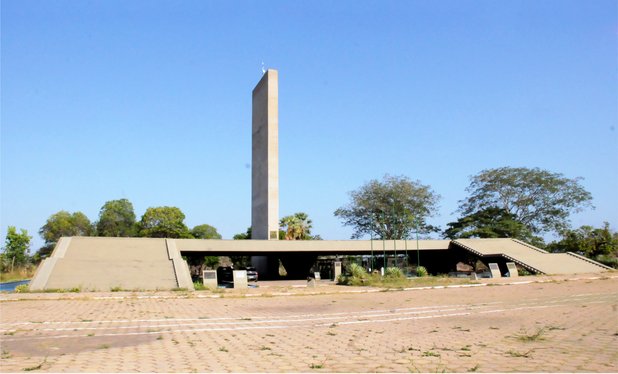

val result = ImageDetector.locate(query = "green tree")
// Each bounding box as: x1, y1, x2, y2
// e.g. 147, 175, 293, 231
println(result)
233, 227, 252, 240
38, 211, 93, 259
444, 207, 544, 247
96, 199, 136, 237
459, 167, 593, 236
138, 206, 191, 238
1, 227, 32, 271
547, 222, 618, 265
280, 212, 313, 240
334, 174, 441, 239
39, 211, 94, 244
191, 224, 222, 239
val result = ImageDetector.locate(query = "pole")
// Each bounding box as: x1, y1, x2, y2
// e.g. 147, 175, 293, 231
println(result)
370, 232, 374, 272
382, 212, 386, 271
416, 225, 420, 268
392, 206, 397, 268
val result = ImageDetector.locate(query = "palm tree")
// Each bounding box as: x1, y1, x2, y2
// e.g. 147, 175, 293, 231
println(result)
280, 212, 313, 240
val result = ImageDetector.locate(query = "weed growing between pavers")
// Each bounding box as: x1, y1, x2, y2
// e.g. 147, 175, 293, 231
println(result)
505, 349, 534, 358
467, 363, 481, 372
513, 327, 546, 342
22, 358, 46, 372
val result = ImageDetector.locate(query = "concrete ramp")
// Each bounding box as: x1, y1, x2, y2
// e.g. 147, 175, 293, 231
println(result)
452, 238, 612, 275
29, 237, 194, 291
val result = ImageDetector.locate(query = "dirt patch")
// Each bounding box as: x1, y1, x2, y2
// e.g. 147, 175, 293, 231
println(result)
2, 333, 157, 357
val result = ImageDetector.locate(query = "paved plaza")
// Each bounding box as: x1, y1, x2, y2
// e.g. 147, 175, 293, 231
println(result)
1, 275, 617, 372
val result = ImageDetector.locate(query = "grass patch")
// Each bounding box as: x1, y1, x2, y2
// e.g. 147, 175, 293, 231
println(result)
422, 350, 440, 357
506, 349, 534, 358
22, 358, 46, 372
14, 284, 30, 293
309, 363, 324, 369
97, 344, 110, 350
218, 346, 228, 352
338, 268, 476, 288
259, 346, 271, 351
1, 266, 35, 283
468, 364, 480, 372
514, 328, 546, 342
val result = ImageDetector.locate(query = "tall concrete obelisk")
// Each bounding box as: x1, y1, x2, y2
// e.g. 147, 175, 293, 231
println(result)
251, 69, 279, 240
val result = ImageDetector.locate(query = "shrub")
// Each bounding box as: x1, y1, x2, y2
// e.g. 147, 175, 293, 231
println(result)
416, 266, 428, 277
14, 284, 29, 293
385, 267, 404, 278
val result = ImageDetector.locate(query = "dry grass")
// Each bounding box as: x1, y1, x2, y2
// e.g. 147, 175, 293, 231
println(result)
0, 266, 35, 282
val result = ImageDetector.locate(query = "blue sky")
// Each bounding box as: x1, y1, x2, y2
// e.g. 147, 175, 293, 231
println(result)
2, 0, 617, 251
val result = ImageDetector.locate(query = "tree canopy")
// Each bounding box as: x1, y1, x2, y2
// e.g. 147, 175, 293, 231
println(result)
1, 226, 32, 270
443, 207, 543, 246
334, 174, 440, 240
233, 227, 252, 240
191, 224, 222, 239
458, 167, 593, 235
547, 222, 618, 263
96, 199, 136, 237
39, 210, 94, 245
280, 212, 313, 240
138, 206, 191, 238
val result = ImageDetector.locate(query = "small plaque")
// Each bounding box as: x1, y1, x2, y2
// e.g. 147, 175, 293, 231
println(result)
269, 231, 278, 239
203, 271, 216, 280
202, 270, 217, 288
314, 272, 321, 281
488, 263, 501, 278
233, 270, 248, 289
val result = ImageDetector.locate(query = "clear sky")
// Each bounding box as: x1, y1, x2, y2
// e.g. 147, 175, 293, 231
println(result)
1, 0, 617, 251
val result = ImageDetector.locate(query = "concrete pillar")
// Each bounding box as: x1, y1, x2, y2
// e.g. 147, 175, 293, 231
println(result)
251, 69, 279, 240
251, 70, 280, 278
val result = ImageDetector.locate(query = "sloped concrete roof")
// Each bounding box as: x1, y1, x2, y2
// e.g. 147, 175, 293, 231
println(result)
451, 238, 611, 274
28, 237, 612, 291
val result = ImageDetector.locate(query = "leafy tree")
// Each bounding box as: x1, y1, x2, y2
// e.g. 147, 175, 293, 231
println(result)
334, 174, 441, 239
459, 167, 593, 235
37, 210, 93, 259
280, 212, 313, 240
547, 222, 618, 264
1, 227, 32, 271
96, 199, 136, 237
203, 256, 220, 269
444, 207, 544, 247
138, 206, 191, 238
233, 227, 252, 240
191, 224, 222, 239
39, 211, 94, 245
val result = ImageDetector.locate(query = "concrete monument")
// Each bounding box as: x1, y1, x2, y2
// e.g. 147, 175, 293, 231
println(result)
251, 69, 279, 240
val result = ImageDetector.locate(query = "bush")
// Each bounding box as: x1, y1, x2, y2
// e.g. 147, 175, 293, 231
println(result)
595, 255, 618, 269
416, 266, 428, 277
14, 284, 29, 293
385, 267, 404, 278
337, 263, 369, 286
349, 263, 368, 279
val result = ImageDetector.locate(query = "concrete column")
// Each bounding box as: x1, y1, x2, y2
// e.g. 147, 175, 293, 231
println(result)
251, 70, 280, 278
251, 69, 279, 240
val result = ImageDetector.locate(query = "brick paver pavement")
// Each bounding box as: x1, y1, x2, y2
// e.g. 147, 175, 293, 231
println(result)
1, 275, 617, 372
